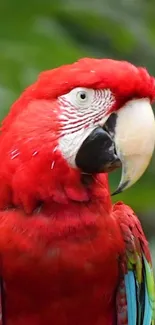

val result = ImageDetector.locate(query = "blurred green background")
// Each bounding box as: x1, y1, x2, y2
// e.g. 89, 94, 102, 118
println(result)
0, 0, 155, 263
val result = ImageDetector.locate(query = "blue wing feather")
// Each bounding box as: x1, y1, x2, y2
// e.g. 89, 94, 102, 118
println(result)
125, 271, 137, 325
114, 202, 155, 325
124, 268, 153, 325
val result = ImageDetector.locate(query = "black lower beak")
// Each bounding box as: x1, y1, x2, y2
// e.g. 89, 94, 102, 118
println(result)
75, 126, 121, 174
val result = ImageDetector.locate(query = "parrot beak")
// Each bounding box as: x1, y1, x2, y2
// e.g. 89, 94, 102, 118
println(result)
76, 98, 155, 195
111, 98, 155, 195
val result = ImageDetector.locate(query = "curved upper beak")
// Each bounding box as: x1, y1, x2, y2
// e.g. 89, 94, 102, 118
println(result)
76, 98, 155, 194
112, 98, 155, 195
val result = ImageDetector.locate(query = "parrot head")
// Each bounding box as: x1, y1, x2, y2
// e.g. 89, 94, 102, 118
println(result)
1, 58, 155, 212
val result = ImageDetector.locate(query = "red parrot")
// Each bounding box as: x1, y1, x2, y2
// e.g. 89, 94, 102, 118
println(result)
0, 58, 154, 325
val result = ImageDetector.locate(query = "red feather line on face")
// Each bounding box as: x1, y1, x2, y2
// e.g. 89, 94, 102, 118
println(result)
58, 89, 115, 135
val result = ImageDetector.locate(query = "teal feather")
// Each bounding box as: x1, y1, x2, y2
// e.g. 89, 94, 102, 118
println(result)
114, 202, 155, 325
125, 271, 137, 325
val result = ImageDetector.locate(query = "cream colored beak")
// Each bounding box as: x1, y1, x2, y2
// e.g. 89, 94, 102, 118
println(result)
113, 98, 155, 195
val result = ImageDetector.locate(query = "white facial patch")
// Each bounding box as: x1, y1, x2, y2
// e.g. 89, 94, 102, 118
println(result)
58, 87, 115, 166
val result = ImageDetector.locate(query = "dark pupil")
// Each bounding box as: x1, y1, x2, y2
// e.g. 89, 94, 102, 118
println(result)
80, 92, 86, 100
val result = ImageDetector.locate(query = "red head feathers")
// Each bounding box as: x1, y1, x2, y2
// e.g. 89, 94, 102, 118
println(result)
2, 58, 155, 129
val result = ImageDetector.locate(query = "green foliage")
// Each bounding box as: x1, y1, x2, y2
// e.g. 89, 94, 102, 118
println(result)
0, 0, 154, 235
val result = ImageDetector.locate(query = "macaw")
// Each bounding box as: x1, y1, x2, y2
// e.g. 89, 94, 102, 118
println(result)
0, 58, 154, 325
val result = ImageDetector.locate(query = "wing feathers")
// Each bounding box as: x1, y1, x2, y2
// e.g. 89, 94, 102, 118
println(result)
113, 202, 155, 325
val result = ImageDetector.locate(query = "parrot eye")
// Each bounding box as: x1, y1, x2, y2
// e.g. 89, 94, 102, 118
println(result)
76, 90, 88, 102
60, 87, 94, 109
79, 92, 86, 100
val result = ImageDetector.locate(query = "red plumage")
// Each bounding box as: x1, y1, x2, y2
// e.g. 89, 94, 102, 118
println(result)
0, 58, 154, 325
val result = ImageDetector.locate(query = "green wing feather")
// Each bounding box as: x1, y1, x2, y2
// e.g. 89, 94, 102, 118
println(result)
113, 202, 155, 325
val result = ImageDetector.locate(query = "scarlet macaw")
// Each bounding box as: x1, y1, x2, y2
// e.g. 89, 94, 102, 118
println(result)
0, 58, 154, 325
